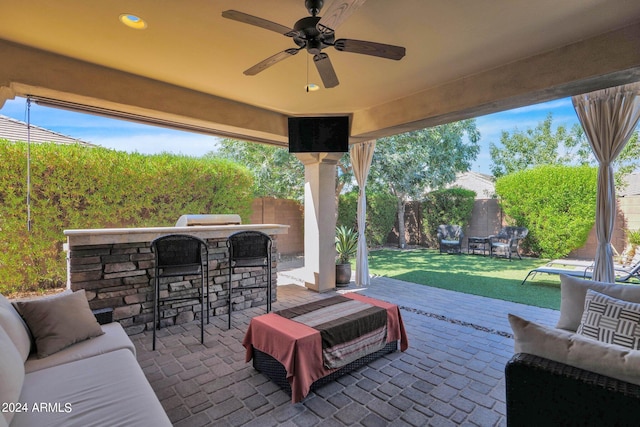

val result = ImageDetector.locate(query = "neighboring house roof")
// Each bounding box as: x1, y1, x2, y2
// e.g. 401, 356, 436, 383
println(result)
620, 172, 640, 197
0, 114, 96, 146
445, 171, 496, 199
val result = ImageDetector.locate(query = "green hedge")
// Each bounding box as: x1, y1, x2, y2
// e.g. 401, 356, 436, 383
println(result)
422, 188, 476, 245
0, 140, 253, 294
337, 190, 397, 247
495, 165, 597, 258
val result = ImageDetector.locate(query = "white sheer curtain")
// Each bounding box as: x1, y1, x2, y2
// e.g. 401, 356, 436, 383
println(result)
572, 82, 640, 282
350, 140, 376, 286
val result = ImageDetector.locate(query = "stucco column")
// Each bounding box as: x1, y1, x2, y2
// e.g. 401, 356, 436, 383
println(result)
295, 153, 342, 292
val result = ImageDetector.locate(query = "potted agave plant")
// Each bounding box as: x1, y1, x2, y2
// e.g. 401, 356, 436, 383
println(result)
335, 225, 358, 286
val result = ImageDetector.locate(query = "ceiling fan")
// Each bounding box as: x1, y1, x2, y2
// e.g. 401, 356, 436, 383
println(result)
221, 0, 406, 89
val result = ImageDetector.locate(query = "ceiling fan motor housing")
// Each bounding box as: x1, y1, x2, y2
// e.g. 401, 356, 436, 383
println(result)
293, 16, 335, 54
305, 0, 324, 16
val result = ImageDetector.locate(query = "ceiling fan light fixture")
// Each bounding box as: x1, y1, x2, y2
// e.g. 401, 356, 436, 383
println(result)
305, 83, 320, 92
119, 14, 147, 30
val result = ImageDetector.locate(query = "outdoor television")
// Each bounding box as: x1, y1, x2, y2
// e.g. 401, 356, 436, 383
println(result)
288, 116, 349, 153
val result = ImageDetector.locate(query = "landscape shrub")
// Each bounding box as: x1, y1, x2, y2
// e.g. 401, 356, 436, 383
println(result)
0, 140, 253, 294
337, 191, 358, 230
495, 165, 597, 258
422, 188, 476, 245
337, 190, 397, 247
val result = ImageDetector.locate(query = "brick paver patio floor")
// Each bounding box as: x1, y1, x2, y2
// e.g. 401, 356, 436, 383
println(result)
132, 267, 559, 426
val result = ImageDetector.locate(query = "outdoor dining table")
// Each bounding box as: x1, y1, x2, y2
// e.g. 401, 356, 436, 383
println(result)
468, 236, 490, 255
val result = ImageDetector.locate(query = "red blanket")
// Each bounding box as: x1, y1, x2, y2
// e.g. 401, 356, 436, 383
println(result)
275, 295, 388, 369
242, 293, 409, 403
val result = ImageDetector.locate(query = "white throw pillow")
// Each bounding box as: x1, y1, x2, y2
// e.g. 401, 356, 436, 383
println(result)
509, 313, 640, 386
0, 294, 32, 361
556, 274, 640, 332
0, 326, 26, 426
578, 289, 640, 349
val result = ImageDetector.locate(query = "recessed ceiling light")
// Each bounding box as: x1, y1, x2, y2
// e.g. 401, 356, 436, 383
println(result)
119, 14, 147, 30
305, 84, 320, 92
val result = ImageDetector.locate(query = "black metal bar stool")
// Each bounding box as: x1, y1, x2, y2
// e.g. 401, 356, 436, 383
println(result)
227, 231, 272, 329
151, 234, 209, 350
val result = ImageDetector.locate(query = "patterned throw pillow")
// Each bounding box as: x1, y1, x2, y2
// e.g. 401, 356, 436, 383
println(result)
577, 289, 640, 349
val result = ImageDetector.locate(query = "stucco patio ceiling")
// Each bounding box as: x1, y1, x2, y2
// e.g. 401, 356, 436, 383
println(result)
1, 0, 639, 147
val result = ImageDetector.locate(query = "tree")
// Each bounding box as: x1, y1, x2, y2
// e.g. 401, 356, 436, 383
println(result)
490, 113, 584, 177
490, 113, 640, 188
336, 153, 353, 199
211, 139, 353, 202
612, 131, 640, 190
210, 139, 305, 201
369, 120, 481, 248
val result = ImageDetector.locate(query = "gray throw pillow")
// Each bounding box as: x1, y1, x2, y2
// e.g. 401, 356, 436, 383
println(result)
15, 289, 104, 358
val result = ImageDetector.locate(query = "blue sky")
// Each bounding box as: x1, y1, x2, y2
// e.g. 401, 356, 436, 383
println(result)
0, 96, 580, 175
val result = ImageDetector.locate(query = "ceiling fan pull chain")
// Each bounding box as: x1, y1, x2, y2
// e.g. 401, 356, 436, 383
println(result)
306, 54, 310, 92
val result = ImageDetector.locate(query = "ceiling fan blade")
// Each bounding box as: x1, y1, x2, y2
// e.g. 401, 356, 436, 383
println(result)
334, 39, 406, 60
244, 49, 300, 76
222, 10, 295, 36
317, 0, 368, 33
314, 53, 339, 88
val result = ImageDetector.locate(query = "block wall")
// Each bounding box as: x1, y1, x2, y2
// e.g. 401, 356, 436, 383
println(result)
250, 197, 303, 255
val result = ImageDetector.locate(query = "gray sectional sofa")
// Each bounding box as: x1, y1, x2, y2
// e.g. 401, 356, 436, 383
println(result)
0, 290, 170, 427
506, 274, 640, 426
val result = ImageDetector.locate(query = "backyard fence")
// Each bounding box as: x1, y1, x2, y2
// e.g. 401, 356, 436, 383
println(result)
253, 196, 640, 260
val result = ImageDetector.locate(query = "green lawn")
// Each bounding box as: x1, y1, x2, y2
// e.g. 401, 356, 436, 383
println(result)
368, 248, 562, 310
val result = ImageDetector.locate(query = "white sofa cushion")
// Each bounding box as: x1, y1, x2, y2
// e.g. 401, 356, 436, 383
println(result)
24, 322, 136, 373
0, 294, 32, 361
0, 326, 25, 426
14, 290, 104, 358
510, 313, 640, 386
556, 274, 640, 332
12, 349, 171, 427
577, 289, 640, 349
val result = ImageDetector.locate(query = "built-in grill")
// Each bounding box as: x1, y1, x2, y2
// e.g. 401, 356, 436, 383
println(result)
175, 214, 241, 227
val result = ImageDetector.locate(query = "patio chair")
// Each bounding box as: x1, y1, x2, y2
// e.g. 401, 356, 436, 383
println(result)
521, 254, 640, 285
437, 224, 464, 254
489, 226, 528, 260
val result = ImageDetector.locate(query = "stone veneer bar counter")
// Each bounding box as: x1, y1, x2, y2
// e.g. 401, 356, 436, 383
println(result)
64, 224, 288, 335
